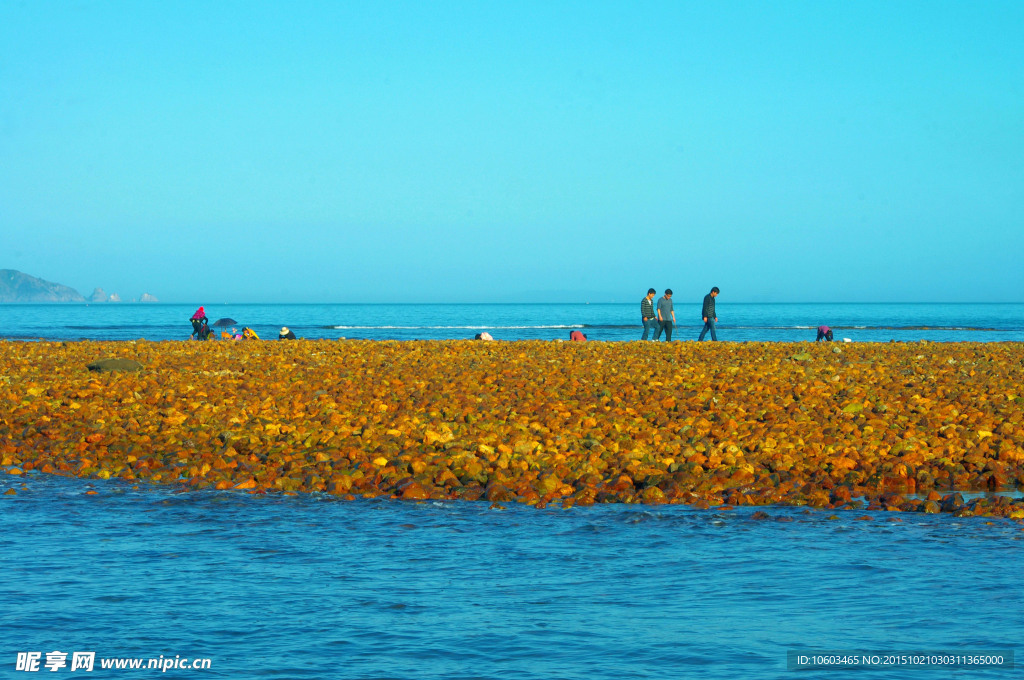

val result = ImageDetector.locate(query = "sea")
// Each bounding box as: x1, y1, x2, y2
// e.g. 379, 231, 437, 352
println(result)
2, 301, 1024, 343
2, 301, 1023, 679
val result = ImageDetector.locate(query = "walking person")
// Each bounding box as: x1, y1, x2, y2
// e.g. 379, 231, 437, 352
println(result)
640, 288, 658, 340
655, 289, 675, 341
698, 287, 719, 341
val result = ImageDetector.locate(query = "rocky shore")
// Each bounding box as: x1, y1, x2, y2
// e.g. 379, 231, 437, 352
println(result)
2, 340, 1022, 518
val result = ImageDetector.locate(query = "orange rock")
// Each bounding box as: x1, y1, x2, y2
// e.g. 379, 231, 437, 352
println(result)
399, 481, 430, 500
486, 483, 513, 502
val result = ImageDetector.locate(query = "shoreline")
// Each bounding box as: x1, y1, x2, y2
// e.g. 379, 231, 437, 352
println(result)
4, 336, 1024, 344
2, 340, 1023, 518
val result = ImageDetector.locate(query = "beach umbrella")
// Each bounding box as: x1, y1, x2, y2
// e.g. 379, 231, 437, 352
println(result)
212, 318, 238, 327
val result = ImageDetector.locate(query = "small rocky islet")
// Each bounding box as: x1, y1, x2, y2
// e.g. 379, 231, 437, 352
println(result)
2, 339, 1023, 518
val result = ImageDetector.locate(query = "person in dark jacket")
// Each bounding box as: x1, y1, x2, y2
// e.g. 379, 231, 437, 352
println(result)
640, 288, 658, 340
698, 287, 719, 341
190, 306, 208, 340
278, 326, 297, 340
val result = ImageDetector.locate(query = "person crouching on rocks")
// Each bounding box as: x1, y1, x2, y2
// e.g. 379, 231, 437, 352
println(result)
816, 325, 834, 342
279, 326, 296, 340
190, 306, 208, 339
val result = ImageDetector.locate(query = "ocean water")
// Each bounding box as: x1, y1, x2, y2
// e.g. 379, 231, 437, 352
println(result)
2, 301, 1023, 342
2, 473, 1021, 680
3, 302, 1023, 677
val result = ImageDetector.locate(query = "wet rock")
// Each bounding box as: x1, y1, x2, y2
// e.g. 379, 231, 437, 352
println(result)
535, 474, 560, 495
880, 493, 905, 508
86, 358, 143, 372
434, 469, 461, 488
608, 474, 634, 493
398, 481, 430, 500
940, 493, 964, 512
641, 486, 666, 504
457, 484, 485, 501
830, 486, 852, 505
485, 483, 513, 502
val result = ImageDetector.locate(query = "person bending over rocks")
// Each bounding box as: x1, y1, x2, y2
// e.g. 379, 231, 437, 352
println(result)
190, 306, 208, 340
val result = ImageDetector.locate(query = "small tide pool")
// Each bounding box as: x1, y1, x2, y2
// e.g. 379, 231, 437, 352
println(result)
2, 472, 1021, 679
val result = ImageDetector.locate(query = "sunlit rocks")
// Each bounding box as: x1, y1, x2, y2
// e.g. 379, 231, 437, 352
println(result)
1, 340, 1023, 517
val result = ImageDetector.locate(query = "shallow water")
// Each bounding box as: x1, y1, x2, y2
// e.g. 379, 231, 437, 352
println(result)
2, 473, 1021, 679
3, 301, 1024, 342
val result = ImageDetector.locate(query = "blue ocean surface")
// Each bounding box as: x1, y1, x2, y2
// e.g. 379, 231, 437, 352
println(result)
2, 301, 1023, 342
2, 473, 1022, 680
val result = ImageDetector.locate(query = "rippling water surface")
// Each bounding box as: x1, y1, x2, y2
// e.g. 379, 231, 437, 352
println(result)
2, 473, 1021, 679
3, 302, 1024, 342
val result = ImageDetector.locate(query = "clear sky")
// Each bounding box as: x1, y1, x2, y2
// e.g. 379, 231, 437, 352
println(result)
2, 1, 1022, 303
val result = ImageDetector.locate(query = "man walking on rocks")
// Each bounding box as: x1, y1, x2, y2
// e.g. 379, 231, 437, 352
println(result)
698, 287, 719, 341
655, 289, 675, 341
640, 288, 658, 340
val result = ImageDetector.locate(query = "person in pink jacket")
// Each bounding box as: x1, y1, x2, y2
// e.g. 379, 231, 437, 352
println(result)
190, 306, 208, 339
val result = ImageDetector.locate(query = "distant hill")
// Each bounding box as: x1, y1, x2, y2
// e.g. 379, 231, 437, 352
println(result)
0, 269, 86, 303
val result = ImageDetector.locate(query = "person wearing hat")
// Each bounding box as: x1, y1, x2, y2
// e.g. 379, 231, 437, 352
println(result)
189, 306, 208, 339
278, 326, 296, 340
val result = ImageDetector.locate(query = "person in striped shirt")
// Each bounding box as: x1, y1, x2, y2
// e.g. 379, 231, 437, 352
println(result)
640, 288, 658, 340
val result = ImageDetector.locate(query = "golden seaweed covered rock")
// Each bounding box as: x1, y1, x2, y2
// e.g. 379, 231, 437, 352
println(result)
1, 340, 1023, 517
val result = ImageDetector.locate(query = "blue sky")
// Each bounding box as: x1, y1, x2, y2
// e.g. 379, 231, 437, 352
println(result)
2, 1, 1021, 303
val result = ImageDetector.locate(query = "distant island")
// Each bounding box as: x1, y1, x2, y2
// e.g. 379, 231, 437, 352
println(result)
0, 269, 157, 303
1, 269, 85, 303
